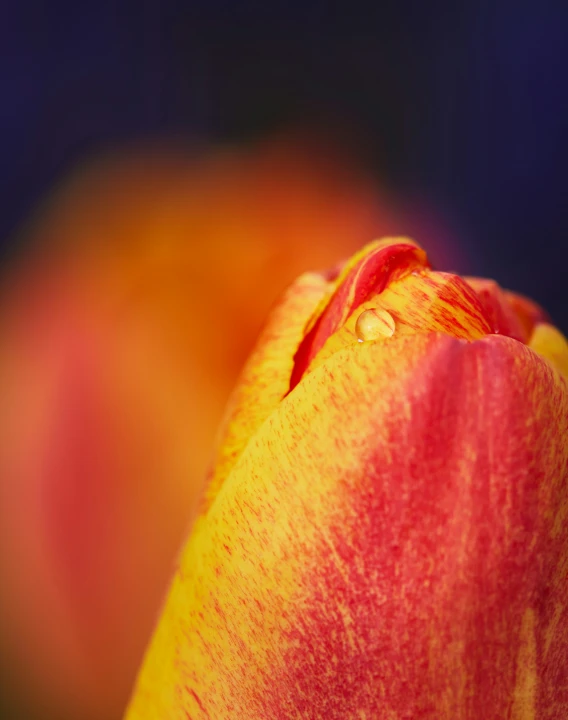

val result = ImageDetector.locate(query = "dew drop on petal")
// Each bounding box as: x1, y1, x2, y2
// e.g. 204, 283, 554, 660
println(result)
355, 307, 396, 342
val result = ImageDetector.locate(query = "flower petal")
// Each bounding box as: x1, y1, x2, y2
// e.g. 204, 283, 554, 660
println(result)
297, 270, 493, 383
289, 238, 428, 389
201, 271, 331, 512
529, 323, 568, 379
464, 277, 530, 342
504, 290, 550, 338
126, 333, 568, 719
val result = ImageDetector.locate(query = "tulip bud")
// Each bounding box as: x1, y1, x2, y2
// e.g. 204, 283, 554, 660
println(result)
126, 238, 568, 719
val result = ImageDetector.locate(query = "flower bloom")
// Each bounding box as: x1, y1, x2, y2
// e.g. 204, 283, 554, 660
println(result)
125, 238, 568, 720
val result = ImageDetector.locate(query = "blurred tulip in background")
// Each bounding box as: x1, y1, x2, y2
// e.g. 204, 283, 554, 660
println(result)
0, 138, 459, 719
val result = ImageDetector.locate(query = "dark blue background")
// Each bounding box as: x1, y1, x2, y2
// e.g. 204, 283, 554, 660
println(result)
2, 1, 567, 329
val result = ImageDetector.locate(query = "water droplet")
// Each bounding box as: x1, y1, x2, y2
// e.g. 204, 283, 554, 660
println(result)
355, 308, 395, 342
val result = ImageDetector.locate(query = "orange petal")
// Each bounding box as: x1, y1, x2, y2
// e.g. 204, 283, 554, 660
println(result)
126, 333, 568, 719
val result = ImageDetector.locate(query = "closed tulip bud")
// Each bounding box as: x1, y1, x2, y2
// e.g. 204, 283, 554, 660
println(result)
126, 237, 568, 720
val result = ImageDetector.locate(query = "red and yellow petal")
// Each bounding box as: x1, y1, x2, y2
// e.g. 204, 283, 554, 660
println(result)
201, 270, 331, 512
295, 269, 493, 385
464, 277, 530, 342
126, 332, 568, 719
364, 269, 491, 339
290, 238, 428, 388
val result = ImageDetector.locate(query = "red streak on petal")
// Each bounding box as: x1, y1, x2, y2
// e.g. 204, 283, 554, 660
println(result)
289, 242, 428, 391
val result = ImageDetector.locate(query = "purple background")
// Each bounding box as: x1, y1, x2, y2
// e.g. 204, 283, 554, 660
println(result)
1, 0, 567, 330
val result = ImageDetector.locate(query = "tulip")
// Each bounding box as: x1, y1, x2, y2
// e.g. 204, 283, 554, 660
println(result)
125, 238, 568, 720
0, 142, 430, 719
